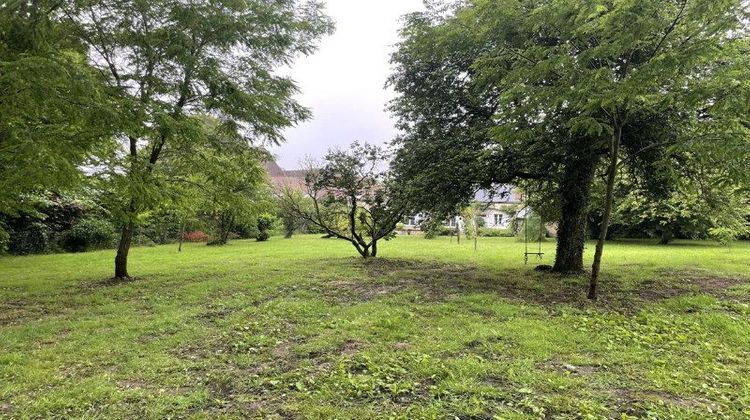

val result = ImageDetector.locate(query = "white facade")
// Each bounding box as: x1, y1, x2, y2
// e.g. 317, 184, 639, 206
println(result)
402, 185, 522, 231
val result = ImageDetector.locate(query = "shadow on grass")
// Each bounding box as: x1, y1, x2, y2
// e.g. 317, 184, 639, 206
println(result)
317, 258, 748, 312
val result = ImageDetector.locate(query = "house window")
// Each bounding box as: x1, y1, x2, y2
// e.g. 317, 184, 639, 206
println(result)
494, 214, 503, 225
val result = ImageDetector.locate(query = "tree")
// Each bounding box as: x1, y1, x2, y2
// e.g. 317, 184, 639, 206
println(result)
389, 0, 750, 299
62, 0, 333, 278
614, 165, 750, 245
0, 1, 116, 215
461, 202, 485, 251
500, 0, 750, 299
388, 4, 608, 274
278, 143, 408, 258
277, 190, 307, 239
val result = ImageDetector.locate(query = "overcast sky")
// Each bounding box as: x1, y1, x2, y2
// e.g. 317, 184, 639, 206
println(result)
270, 0, 425, 169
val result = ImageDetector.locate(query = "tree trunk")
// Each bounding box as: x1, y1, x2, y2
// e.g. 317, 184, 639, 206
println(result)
552, 157, 598, 273
115, 221, 134, 279
658, 229, 673, 245
589, 122, 622, 300
371, 239, 378, 257
212, 213, 233, 246
178, 221, 185, 252
221, 215, 234, 244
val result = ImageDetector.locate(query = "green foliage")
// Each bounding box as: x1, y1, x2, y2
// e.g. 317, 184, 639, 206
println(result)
389, 0, 750, 278
277, 190, 323, 238
0, 224, 8, 254
58, 218, 116, 253
420, 218, 445, 239
278, 142, 408, 258
516, 214, 546, 243
256, 214, 276, 242
708, 227, 741, 246
179, 130, 274, 244
8, 222, 48, 255
0, 1, 118, 214
461, 204, 485, 240
0, 192, 115, 255
615, 174, 749, 245
60, 0, 332, 274
478, 227, 514, 238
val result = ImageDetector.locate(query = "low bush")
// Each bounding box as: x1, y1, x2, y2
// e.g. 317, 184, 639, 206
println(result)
9, 223, 49, 255
478, 227, 514, 237
183, 231, 209, 242
256, 214, 276, 242
59, 218, 116, 253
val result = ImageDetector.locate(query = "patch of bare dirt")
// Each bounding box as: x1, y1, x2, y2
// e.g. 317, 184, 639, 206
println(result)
339, 339, 362, 356
637, 270, 748, 301
196, 307, 237, 324
609, 388, 718, 412
539, 360, 601, 376
315, 259, 749, 312
81, 276, 142, 290
118, 380, 149, 390
393, 342, 411, 351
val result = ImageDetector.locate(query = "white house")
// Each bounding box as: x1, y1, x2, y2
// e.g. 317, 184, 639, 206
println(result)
402, 185, 523, 231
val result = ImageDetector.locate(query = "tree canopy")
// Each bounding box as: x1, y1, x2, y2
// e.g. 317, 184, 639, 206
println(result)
0, 1, 117, 214
278, 143, 408, 258
389, 0, 750, 297
57, 0, 333, 278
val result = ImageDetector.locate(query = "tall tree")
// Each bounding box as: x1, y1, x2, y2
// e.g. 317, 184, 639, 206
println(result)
189, 145, 272, 246
63, 0, 333, 278
0, 0, 116, 215
504, 0, 750, 298
388, 3, 609, 274
390, 0, 750, 299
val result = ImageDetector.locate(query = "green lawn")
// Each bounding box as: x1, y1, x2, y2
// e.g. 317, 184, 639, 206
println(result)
1, 236, 749, 419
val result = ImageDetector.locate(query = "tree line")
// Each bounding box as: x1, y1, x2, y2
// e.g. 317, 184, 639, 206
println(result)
2, 0, 749, 300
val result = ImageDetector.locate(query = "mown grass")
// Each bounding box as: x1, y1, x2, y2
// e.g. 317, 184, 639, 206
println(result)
1, 235, 749, 419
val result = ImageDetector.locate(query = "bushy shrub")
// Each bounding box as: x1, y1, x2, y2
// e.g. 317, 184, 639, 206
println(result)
9, 223, 49, 255
256, 214, 276, 242
420, 218, 452, 239
182, 231, 209, 242
231, 222, 259, 239
478, 227, 514, 237
140, 211, 182, 244
59, 218, 116, 252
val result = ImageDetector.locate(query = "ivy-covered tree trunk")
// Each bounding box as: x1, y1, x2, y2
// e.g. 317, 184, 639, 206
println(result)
553, 158, 598, 274
115, 221, 134, 279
